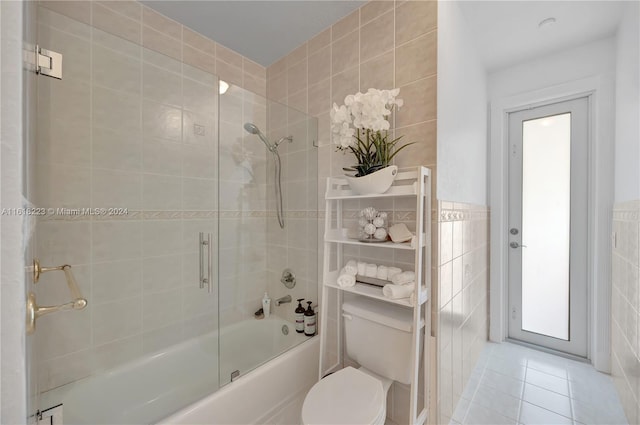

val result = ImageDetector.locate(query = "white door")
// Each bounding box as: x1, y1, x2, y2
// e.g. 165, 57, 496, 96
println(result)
507, 97, 589, 357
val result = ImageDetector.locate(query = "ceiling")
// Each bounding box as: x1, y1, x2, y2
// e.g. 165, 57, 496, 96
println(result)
142, 1, 364, 66
458, 1, 626, 72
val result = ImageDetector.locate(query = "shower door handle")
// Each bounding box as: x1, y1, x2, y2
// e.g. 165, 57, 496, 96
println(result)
206, 233, 212, 294
199, 232, 213, 293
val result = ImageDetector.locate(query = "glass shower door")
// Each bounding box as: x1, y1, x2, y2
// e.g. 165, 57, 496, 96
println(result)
32, 5, 220, 423
217, 88, 318, 386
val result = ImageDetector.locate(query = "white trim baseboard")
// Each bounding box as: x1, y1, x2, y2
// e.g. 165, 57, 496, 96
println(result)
489, 76, 614, 373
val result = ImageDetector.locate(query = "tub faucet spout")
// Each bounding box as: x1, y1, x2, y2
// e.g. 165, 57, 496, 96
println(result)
275, 295, 292, 306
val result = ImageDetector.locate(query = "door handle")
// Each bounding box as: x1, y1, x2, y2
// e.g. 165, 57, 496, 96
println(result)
199, 232, 213, 293
199, 232, 206, 289
509, 242, 527, 248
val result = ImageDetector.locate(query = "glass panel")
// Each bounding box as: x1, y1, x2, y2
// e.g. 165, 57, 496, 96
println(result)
521, 113, 571, 340
34, 6, 219, 423
217, 87, 318, 387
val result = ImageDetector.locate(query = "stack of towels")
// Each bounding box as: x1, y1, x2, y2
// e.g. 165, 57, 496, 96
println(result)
336, 260, 417, 301
336, 260, 358, 287
383, 271, 416, 300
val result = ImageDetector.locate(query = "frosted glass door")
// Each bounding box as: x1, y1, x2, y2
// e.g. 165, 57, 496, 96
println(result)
521, 113, 571, 339
507, 97, 588, 357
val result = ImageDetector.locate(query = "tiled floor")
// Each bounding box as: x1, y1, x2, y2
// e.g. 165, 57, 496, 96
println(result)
452, 342, 628, 425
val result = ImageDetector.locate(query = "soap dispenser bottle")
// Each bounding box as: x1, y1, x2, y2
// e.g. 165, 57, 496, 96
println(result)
295, 299, 305, 333
304, 301, 316, 336
262, 292, 271, 319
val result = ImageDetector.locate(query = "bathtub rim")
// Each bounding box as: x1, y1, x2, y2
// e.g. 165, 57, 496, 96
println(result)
156, 334, 320, 424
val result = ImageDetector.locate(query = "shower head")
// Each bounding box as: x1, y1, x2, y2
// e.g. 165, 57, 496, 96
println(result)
243, 122, 273, 150
243, 123, 260, 135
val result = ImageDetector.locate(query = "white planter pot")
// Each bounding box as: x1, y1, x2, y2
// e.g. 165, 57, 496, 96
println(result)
344, 165, 398, 195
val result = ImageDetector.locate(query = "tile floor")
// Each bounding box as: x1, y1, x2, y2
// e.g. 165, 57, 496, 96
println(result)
452, 342, 628, 425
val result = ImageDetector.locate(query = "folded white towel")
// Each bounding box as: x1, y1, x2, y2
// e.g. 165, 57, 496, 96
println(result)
357, 261, 367, 276
344, 260, 358, 276
387, 267, 402, 280
376, 265, 388, 280
383, 284, 414, 299
365, 263, 378, 278
337, 269, 356, 287
391, 271, 415, 285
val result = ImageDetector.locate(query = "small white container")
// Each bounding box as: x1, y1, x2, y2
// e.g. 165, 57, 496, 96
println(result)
262, 292, 271, 318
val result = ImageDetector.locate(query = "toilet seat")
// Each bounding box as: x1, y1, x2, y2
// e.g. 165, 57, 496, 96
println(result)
302, 367, 386, 425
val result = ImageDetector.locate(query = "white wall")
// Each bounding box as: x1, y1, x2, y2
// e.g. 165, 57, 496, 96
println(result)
488, 37, 616, 371
0, 1, 28, 423
437, 1, 488, 205
614, 2, 640, 202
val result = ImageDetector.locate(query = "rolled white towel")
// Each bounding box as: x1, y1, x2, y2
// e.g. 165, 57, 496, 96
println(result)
357, 261, 367, 276
376, 265, 389, 280
344, 260, 358, 276
387, 267, 402, 280
391, 271, 415, 286
383, 284, 414, 300
365, 263, 378, 278
337, 269, 356, 287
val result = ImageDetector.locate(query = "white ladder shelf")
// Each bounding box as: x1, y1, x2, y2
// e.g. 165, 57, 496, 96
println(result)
318, 166, 432, 425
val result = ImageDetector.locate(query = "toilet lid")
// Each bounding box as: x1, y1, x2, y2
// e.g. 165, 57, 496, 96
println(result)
302, 367, 385, 425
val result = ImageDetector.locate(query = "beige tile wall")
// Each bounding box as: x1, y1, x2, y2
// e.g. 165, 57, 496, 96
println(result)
40, 0, 266, 96
611, 200, 640, 424
265, 109, 319, 324
265, 0, 438, 202
436, 201, 489, 424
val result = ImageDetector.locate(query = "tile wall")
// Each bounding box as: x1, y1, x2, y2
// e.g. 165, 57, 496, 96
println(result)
33, 0, 275, 393
37, 0, 266, 96
265, 105, 319, 324
611, 200, 640, 423
437, 201, 490, 424
265, 0, 438, 204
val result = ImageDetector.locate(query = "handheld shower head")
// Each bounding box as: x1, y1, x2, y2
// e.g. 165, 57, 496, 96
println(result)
243, 122, 272, 149
243, 123, 260, 134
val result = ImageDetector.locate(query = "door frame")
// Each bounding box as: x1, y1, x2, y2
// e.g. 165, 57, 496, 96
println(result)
489, 76, 615, 372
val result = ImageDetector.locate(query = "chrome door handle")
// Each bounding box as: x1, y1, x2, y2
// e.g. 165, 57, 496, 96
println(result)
207, 232, 212, 294
510, 242, 527, 248
199, 232, 213, 293
199, 232, 206, 289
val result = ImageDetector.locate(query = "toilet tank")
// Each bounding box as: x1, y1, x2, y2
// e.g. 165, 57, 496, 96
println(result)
342, 297, 424, 385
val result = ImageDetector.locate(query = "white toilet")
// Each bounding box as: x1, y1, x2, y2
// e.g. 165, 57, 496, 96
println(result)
302, 296, 422, 425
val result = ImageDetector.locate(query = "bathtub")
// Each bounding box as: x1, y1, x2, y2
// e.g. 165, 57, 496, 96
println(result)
40, 317, 317, 425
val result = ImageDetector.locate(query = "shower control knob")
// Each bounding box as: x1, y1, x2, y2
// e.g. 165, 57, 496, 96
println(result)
510, 228, 519, 235
281, 268, 296, 289
509, 242, 527, 249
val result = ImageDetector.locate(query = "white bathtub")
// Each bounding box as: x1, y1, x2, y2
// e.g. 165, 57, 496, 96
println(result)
40, 317, 317, 425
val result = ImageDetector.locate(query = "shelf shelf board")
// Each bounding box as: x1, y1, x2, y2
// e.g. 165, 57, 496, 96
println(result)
323, 271, 429, 310
324, 230, 418, 250
324, 167, 430, 200
325, 185, 418, 200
